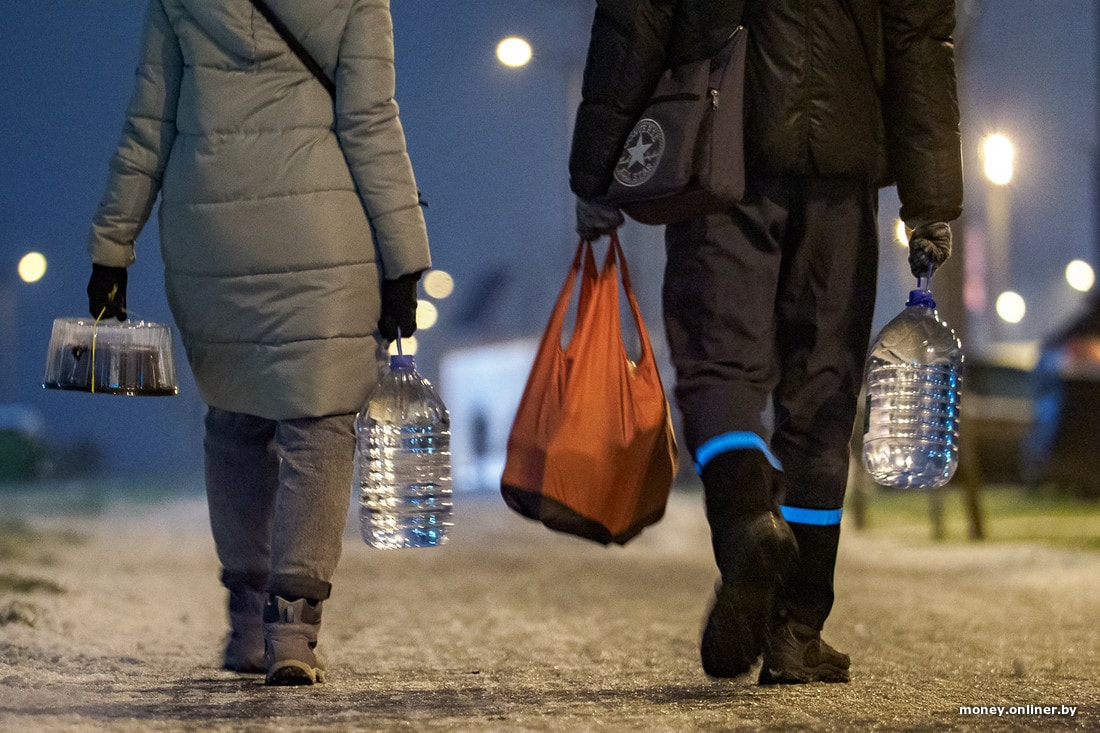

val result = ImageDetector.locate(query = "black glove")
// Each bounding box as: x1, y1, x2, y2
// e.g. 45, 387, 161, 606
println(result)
576, 196, 624, 240
87, 264, 128, 321
908, 221, 953, 279
378, 272, 421, 342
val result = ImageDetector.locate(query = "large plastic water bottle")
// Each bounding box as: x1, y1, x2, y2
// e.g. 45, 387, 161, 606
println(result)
861, 283, 963, 489
356, 353, 452, 548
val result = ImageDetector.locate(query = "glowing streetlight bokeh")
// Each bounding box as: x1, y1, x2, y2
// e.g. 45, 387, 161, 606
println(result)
416, 300, 438, 330
496, 37, 532, 68
894, 219, 908, 247
995, 290, 1026, 324
423, 270, 454, 299
17, 252, 47, 283
1065, 259, 1095, 293
981, 134, 1015, 186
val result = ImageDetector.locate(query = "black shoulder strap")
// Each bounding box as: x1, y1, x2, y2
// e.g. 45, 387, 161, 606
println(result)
249, 0, 336, 99
666, 0, 747, 67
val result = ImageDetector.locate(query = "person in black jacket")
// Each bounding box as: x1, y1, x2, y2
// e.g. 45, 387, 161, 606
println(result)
569, 0, 962, 684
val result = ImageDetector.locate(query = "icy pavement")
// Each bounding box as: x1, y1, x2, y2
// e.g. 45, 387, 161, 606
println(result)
0, 489, 1097, 731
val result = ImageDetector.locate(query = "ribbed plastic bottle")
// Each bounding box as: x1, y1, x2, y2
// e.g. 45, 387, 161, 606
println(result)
356, 353, 452, 548
861, 284, 963, 489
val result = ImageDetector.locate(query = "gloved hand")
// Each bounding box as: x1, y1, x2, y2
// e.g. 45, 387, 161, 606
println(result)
378, 272, 421, 342
87, 264, 128, 321
576, 196, 624, 240
907, 221, 953, 279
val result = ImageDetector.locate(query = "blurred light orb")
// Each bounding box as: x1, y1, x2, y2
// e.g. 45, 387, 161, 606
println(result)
982, 134, 1015, 185
18, 252, 47, 283
894, 219, 909, 247
416, 300, 438, 330
995, 290, 1026, 324
388, 336, 418, 356
1065, 259, 1095, 292
497, 36, 532, 68
423, 270, 454, 299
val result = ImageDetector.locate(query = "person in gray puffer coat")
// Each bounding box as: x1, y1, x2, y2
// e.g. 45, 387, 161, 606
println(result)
86, 0, 431, 686
570, 0, 962, 684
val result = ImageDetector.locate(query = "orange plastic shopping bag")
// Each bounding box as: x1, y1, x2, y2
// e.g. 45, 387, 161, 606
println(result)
501, 233, 678, 545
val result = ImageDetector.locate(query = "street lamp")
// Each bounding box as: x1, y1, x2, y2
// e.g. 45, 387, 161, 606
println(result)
995, 290, 1026, 324
981, 133, 1015, 186
1066, 259, 1095, 293
416, 300, 439, 331
18, 252, 47, 284
423, 270, 455, 299
496, 37, 532, 68
893, 219, 909, 248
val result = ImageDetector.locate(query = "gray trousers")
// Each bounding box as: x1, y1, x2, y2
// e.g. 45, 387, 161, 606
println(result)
203, 407, 356, 602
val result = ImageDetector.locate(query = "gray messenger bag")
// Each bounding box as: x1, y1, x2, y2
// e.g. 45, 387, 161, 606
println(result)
604, 25, 747, 225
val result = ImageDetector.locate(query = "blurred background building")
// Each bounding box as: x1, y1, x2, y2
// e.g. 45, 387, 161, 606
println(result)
0, 0, 1097, 489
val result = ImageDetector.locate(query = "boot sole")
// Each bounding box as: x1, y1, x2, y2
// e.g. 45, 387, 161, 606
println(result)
759, 661, 850, 685
266, 661, 325, 686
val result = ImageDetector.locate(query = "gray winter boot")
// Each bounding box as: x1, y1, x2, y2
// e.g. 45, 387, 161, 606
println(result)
263, 595, 325, 686
222, 587, 266, 674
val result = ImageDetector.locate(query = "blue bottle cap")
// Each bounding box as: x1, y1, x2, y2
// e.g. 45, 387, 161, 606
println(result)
389, 354, 416, 370
907, 288, 937, 308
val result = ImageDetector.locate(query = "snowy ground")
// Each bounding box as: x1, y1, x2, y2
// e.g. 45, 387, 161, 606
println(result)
1, 485, 1097, 731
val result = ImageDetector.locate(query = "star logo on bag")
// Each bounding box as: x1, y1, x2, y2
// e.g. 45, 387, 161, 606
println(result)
614, 119, 664, 187
626, 139, 652, 167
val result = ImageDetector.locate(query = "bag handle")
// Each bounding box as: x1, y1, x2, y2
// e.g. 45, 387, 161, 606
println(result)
249, 0, 336, 100
543, 235, 655, 368
604, 231, 656, 368
538, 239, 599, 359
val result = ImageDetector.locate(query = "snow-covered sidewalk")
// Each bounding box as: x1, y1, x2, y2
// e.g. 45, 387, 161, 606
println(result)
1, 488, 1097, 731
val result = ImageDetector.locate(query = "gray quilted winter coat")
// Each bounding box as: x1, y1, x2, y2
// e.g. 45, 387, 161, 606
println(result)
88, 0, 431, 419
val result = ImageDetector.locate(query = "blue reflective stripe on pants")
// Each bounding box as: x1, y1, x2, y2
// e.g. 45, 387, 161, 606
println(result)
780, 505, 843, 526
694, 431, 783, 473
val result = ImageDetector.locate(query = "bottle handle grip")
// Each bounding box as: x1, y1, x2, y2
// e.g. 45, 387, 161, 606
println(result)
916, 264, 934, 291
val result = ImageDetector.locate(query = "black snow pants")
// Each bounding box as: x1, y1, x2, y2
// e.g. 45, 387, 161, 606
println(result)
663, 175, 880, 628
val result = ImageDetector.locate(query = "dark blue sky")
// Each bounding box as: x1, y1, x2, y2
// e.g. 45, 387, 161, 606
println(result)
1, 1, 1096, 477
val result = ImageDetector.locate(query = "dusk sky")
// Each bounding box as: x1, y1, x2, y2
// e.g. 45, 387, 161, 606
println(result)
1, 1, 1096, 478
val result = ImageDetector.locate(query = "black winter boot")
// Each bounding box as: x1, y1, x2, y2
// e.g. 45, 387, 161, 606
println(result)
700, 511, 798, 677
763, 518, 849, 683
698, 449, 797, 677
776, 521, 842, 632
759, 615, 850, 684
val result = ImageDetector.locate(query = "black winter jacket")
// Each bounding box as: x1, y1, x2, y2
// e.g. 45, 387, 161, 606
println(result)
568, 0, 963, 226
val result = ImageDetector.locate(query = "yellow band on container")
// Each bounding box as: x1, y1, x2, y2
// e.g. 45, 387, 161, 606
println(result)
90, 307, 107, 393
90, 283, 119, 394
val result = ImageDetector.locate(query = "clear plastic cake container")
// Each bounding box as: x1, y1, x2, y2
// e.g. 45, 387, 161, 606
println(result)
43, 317, 178, 396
